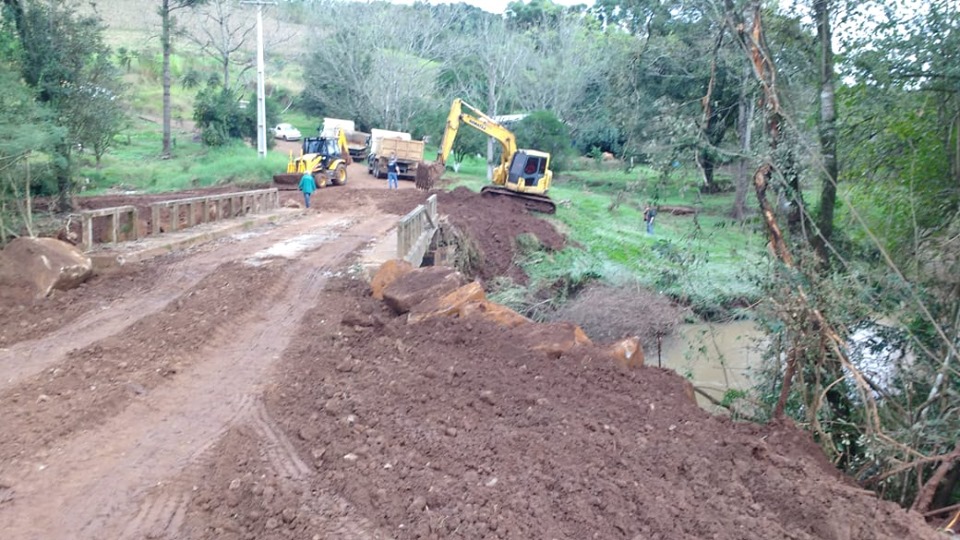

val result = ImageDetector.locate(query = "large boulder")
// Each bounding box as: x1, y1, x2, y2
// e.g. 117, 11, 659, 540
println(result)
458, 300, 531, 328
381, 265, 465, 314
0, 237, 93, 300
407, 281, 486, 324
370, 259, 414, 300
608, 336, 645, 368
519, 321, 592, 359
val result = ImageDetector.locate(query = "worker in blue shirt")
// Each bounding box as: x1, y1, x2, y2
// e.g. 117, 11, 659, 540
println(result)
299, 171, 317, 208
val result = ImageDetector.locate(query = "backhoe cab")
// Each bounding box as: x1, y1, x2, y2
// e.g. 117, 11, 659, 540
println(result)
437, 99, 556, 214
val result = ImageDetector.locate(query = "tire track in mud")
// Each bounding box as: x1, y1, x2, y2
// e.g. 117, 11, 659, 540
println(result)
124, 395, 387, 540
0, 260, 286, 471
177, 399, 390, 540
0, 215, 392, 540
250, 399, 313, 481
0, 215, 345, 392
116, 395, 260, 540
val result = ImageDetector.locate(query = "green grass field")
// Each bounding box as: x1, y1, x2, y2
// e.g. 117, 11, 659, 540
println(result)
74, 118, 286, 194
442, 155, 769, 318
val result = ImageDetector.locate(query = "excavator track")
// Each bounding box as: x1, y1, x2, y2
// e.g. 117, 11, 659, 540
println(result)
480, 186, 556, 214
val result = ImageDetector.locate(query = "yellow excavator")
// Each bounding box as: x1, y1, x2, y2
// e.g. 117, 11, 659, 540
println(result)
273, 128, 351, 187
437, 99, 556, 214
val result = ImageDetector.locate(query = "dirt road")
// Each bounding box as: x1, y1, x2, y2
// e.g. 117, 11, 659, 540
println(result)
0, 169, 424, 539
0, 162, 944, 539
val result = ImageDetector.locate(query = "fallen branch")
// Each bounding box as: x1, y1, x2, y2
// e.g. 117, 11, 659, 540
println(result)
922, 502, 960, 518
863, 448, 960, 487
912, 442, 960, 513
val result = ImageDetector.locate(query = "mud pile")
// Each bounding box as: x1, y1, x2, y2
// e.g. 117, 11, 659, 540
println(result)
182, 274, 938, 540
438, 187, 564, 283
374, 186, 564, 283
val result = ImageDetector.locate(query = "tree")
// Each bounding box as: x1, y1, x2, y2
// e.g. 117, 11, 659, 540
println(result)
301, 2, 463, 132
513, 110, 572, 171
811, 0, 837, 264
183, 0, 289, 90
732, 60, 754, 220
445, 14, 531, 179
6, 0, 125, 211
160, 0, 206, 157
183, 0, 253, 89
449, 127, 486, 173
512, 10, 611, 150
193, 80, 276, 147
505, 0, 565, 30
0, 59, 57, 241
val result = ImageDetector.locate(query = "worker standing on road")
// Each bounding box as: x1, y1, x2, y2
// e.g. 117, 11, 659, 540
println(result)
299, 171, 317, 209
387, 152, 399, 190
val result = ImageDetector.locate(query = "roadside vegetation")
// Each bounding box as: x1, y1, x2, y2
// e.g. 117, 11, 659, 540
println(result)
1, 0, 958, 520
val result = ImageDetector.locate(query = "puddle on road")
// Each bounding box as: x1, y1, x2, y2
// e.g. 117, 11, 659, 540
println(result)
231, 231, 264, 241
243, 218, 354, 265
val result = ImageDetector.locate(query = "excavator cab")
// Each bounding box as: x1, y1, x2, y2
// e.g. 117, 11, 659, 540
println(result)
507, 150, 550, 191
437, 98, 556, 213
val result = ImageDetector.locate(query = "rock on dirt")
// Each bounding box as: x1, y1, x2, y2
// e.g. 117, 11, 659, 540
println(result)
0, 237, 92, 301
370, 259, 414, 300
381, 265, 465, 314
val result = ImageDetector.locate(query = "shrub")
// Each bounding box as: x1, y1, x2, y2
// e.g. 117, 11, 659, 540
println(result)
512, 110, 574, 172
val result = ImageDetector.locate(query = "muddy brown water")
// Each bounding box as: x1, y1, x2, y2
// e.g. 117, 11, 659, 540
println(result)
658, 320, 766, 409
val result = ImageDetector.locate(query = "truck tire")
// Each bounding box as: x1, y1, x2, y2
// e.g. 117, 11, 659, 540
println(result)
373, 160, 383, 179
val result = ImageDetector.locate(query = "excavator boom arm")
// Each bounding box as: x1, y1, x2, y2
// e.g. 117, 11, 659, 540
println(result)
437, 99, 517, 168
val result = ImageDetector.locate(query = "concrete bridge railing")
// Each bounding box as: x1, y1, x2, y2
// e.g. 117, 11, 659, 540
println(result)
149, 188, 279, 235
397, 194, 438, 266
79, 205, 138, 250
79, 188, 280, 251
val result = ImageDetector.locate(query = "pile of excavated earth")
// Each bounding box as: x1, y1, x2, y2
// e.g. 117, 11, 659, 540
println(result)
179, 262, 938, 539
0, 180, 944, 539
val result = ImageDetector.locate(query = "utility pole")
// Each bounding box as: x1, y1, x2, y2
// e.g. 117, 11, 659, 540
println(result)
241, 0, 275, 158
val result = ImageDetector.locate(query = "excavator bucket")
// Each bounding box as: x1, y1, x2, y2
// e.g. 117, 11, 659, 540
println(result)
415, 161, 445, 190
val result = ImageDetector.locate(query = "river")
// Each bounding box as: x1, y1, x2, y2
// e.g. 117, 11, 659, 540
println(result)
656, 320, 766, 410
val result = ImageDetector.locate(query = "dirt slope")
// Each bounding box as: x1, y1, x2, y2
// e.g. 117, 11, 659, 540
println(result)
178, 276, 938, 540
0, 173, 943, 539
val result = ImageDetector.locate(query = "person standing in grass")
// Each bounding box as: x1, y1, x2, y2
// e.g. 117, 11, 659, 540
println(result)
643, 202, 657, 235
299, 171, 317, 209
387, 152, 399, 190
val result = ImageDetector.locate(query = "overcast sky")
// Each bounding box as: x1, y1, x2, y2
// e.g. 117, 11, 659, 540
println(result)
385, 0, 590, 15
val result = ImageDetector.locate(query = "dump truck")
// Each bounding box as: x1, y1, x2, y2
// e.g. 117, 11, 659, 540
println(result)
367, 129, 424, 180
322, 118, 370, 163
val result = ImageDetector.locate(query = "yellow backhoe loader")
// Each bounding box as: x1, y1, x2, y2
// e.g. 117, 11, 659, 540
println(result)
437, 98, 556, 214
273, 128, 351, 188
